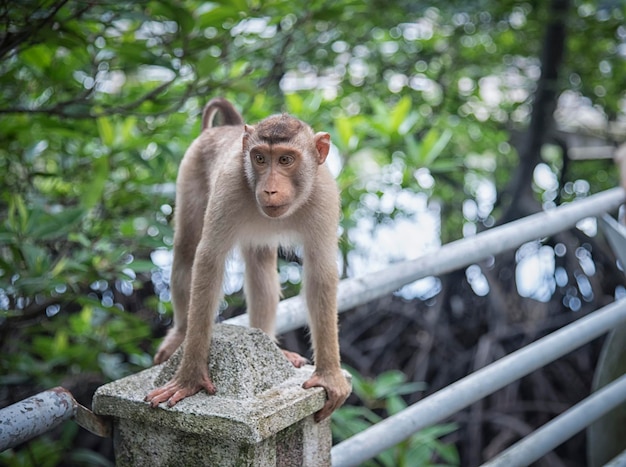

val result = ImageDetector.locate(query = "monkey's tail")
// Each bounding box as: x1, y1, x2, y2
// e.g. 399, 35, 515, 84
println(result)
202, 97, 244, 131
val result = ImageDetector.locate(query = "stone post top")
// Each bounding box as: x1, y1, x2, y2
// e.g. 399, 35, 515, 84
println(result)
155, 324, 298, 399
93, 324, 330, 443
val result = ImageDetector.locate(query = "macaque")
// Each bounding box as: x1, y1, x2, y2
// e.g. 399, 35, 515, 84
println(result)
145, 97, 350, 421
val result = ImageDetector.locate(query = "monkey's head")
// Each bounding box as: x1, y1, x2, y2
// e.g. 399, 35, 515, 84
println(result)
242, 114, 330, 219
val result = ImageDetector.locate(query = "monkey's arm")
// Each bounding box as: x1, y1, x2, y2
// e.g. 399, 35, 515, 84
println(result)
301, 233, 351, 421
146, 232, 230, 407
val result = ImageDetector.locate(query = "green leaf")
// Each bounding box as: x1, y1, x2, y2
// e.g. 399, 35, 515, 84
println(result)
130, 259, 156, 273
121, 116, 138, 141
20, 44, 53, 69
195, 55, 220, 78
21, 242, 50, 272
420, 128, 452, 167
372, 370, 426, 399
53, 330, 69, 353
404, 443, 433, 465
386, 394, 407, 416
436, 442, 460, 464
29, 207, 84, 240
97, 117, 115, 147
430, 158, 462, 173
334, 116, 354, 150
372, 370, 406, 398
389, 96, 412, 134
51, 257, 68, 277
7, 194, 29, 233
416, 423, 458, 440
68, 232, 91, 247
81, 155, 109, 209
285, 93, 304, 116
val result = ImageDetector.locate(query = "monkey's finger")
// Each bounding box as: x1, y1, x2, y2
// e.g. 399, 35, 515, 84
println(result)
146, 389, 176, 407
167, 388, 191, 407
314, 400, 335, 422
166, 378, 215, 406
145, 381, 179, 405
301, 376, 322, 390
145, 387, 164, 402
302, 377, 333, 421
200, 377, 217, 395
150, 396, 169, 408
153, 350, 167, 365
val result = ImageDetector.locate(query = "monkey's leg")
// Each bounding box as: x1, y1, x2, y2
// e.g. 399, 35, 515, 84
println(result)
146, 235, 229, 407
301, 245, 351, 421
153, 245, 194, 364
154, 160, 207, 364
243, 245, 280, 335
243, 245, 308, 367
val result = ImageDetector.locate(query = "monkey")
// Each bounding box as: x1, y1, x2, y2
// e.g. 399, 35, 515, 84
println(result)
145, 97, 351, 422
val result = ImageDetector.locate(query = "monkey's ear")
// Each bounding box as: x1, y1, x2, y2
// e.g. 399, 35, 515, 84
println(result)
314, 132, 331, 164
242, 124, 255, 152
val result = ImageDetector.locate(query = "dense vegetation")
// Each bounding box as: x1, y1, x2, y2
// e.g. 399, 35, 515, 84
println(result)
1, 0, 624, 465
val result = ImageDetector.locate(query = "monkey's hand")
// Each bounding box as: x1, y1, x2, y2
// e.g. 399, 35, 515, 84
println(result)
302, 370, 351, 422
282, 349, 310, 368
145, 369, 216, 408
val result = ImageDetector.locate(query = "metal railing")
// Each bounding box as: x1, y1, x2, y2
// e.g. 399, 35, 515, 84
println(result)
0, 387, 110, 451
227, 186, 626, 466
482, 373, 626, 467
330, 299, 626, 466
2, 187, 625, 464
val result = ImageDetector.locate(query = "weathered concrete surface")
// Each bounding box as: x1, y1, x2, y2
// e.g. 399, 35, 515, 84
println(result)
93, 323, 345, 466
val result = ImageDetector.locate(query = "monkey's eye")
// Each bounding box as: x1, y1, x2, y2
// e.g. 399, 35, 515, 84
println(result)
278, 155, 294, 166
254, 153, 265, 164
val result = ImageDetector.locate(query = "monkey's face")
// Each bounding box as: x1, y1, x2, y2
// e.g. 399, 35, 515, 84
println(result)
247, 145, 308, 219
242, 120, 330, 220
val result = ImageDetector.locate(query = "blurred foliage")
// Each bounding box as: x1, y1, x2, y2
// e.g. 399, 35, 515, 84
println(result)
332, 366, 459, 466
0, 0, 624, 464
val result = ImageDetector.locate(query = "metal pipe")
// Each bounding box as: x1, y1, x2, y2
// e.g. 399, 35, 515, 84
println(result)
0, 387, 111, 451
330, 298, 626, 467
226, 187, 626, 333
481, 374, 626, 467
0, 387, 76, 451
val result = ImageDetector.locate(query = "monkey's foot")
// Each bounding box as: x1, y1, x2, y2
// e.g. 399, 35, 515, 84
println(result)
145, 374, 216, 408
302, 370, 351, 422
153, 329, 185, 365
281, 349, 309, 368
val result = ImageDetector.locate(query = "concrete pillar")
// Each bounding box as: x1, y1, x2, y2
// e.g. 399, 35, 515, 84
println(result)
93, 324, 344, 466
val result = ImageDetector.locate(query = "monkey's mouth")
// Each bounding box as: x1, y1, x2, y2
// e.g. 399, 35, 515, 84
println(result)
262, 204, 289, 218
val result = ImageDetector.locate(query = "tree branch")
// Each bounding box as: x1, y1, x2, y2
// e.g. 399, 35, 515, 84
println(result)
0, 0, 72, 59
499, 0, 570, 224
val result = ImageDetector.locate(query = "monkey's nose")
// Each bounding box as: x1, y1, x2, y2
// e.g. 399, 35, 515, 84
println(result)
264, 190, 278, 196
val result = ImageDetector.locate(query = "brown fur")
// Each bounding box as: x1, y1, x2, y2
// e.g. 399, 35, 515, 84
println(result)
145, 98, 350, 421
201, 97, 244, 129
255, 114, 304, 144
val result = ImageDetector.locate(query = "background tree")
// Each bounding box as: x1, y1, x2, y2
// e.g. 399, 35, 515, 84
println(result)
1, 0, 624, 465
